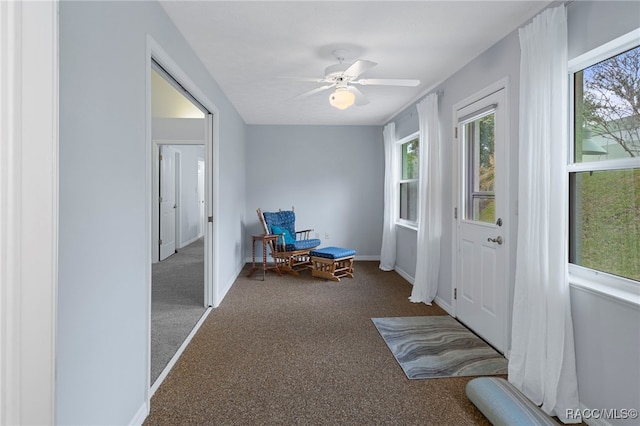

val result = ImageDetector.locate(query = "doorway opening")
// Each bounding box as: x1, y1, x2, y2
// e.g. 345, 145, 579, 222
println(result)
150, 60, 211, 387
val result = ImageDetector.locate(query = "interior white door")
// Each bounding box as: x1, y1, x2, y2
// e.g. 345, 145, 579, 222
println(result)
454, 88, 508, 353
159, 145, 177, 261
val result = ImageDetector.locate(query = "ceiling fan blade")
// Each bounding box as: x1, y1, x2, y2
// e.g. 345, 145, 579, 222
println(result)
343, 60, 377, 79
353, 78, 421, 87
293, 84, 335, 100
347, 86, 369, 106
276, 76, 325, 83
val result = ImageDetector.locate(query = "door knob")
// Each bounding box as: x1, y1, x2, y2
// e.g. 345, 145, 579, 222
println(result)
487, 236, 503, 245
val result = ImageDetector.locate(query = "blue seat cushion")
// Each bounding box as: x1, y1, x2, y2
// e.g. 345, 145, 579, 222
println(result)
310, 246, 356, 259
281, 238, 321, 252
466, 377, 557, 426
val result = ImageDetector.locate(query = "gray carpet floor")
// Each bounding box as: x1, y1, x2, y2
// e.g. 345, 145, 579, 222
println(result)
151, 237, 206, 385
145, 261, 499, 425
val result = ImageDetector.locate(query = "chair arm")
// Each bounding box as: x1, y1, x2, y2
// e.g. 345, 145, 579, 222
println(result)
273, 232, 285, 245
295, 229, 313, 240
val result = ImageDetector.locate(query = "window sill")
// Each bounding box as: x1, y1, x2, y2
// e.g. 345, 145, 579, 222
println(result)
569, 267, 640, 309
395, 221, 418, 232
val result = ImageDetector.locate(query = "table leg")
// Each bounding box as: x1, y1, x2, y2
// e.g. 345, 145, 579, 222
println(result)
262, 238, 268, 280
247, 237, 259, 278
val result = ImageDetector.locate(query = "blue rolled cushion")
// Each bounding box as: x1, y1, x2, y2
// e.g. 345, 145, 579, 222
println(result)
271, 225, 295, 245
310, 246, 356, 259
466, 377, 557, 426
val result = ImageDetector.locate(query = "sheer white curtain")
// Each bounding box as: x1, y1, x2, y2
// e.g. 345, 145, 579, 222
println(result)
379, 122, 397, 271
509, 5, 581, 423
410, 94, 442, 304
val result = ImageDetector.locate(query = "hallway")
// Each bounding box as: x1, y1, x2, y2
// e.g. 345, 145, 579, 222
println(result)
151, 238, 206, 384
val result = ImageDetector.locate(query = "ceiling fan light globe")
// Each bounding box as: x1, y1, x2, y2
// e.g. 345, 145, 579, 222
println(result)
329, 89, 355, 110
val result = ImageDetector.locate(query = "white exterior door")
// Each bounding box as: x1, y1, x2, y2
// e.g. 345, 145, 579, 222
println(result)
454, 87, 509, 353
159, 145, 177, 261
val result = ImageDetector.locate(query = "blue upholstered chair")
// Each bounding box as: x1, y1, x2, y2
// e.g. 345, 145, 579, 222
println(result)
257, 208, 321, 275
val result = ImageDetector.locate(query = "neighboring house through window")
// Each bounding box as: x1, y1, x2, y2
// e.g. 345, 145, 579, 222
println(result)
569, 31, 640, 295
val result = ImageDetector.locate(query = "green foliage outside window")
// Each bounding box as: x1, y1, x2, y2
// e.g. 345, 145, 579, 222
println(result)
400, 138, 419, 222
571, 45, 640, 282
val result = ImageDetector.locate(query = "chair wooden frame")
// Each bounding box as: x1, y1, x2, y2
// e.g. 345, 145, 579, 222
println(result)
257, 208, 316, 275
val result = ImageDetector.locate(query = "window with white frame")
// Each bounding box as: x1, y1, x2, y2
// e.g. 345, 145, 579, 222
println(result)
569, 34, 640, 287
398, 133, 420, 225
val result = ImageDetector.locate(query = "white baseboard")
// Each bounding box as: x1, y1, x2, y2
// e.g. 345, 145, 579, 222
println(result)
215, 261, 245, 307
150, 306, 213, 397
129, 400, 149, 426
178, 235, 200, 249
578, 403, 614, 426
434, 296, 453, 315
393, 266, 414, 285
355, 255, 380, 261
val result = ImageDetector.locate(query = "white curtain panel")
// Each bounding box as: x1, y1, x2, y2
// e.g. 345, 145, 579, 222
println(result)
509, 5, 581, 423
379, 122, 397, 271
410, 94, 442, 304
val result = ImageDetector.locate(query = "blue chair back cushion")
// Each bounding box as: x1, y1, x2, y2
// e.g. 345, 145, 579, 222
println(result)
262, 210, 320, 252
263, 211, 296, 237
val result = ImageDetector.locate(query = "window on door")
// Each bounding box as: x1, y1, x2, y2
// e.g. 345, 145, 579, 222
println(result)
462, 112, 496, 224
569, 36, 640, 286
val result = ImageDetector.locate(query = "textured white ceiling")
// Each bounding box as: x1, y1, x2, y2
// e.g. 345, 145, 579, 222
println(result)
160, 1, 552, 126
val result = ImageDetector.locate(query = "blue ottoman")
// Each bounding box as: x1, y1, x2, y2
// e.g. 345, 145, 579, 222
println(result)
309, 247, 356, 282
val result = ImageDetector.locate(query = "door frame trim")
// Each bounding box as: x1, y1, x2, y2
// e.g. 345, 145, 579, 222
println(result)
0, 1, 58, 423
451, 77, 512, 354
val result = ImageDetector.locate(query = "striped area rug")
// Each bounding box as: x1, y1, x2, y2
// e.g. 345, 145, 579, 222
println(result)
371, 315, 508, 379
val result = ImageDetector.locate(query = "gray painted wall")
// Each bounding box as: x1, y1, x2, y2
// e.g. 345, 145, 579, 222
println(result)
389, 1, 640, 422
245, 125, 383, 259
58, 1, 246, 424
391, 13, 523, 311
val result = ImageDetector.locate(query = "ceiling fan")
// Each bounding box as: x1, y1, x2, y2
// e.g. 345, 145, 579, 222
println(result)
293, 50, 421, 110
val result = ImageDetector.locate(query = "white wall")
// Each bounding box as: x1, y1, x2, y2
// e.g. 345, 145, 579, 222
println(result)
245, 125, 383, 260
389, 1, 640, 423
153, 117, 205, 141
175, 145, 205, 247
58, 1, 246, 424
